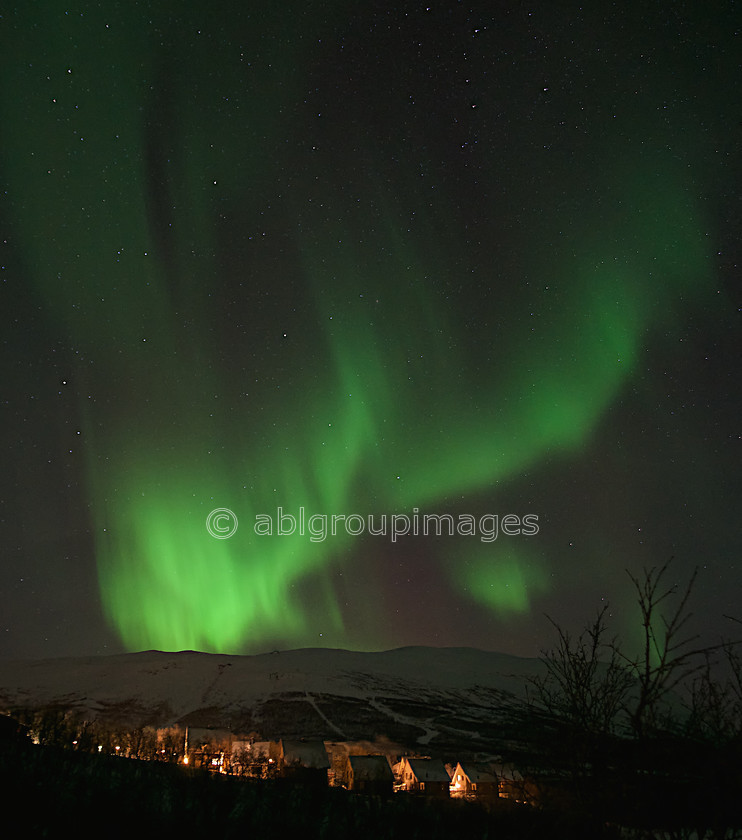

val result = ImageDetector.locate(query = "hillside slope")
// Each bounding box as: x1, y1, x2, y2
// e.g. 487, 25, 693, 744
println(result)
0, 646, 543, 754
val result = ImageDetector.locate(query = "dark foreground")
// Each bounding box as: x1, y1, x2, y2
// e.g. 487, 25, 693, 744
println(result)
0, 738, 620, 840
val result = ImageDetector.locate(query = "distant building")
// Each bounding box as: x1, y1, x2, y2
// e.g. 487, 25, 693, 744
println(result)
449, 761, 499, 800
492, 761, 534, 804
231, 739, 280, 777
184, 726, 232, 771
279, 740, 330, 785
324, 738, 403, 787
347, 755, 394, 796
397, 757, 451, 797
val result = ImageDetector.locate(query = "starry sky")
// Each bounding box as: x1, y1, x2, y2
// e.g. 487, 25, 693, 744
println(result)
1, 1, 740, 661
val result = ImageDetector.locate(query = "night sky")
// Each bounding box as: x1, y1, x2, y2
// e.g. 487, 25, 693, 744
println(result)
1, 1, 740, 661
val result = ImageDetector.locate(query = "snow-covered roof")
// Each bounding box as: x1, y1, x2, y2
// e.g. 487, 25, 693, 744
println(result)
404, 757, 451, 783
454, 761, 498, 783
348, 755, 393, 781
281, 739, 330, 769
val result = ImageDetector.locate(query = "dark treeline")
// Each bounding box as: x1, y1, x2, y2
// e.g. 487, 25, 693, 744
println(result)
519, 561, 742, 838
0, 736, 618, 840
8, 704, 186, 760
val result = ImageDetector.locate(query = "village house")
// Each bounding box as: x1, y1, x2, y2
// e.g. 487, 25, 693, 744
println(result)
449, 761, 499, 800
184, 726, 232, 771
396, 757, 451, 798
230, 739, 280, 777
492, 761, 537, 804
346, 755, 395, 796
323, 738, 403, 787
279, 739, 330, 785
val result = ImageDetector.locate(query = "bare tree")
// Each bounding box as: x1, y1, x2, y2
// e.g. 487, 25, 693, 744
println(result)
525, 563, 742, 830
529, 603, 632, 737
621, 560, 718, 737
687, 641, 742, 745
523, 604, 634, 814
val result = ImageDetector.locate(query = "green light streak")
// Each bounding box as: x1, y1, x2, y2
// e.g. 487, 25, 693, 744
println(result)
452, 544, 549, 616
0, 3, 718, 651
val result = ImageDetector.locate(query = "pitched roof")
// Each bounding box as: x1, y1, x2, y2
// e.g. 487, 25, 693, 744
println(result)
348, 755, 393, 781
491, 761, 523, 782
281, 740, 330, 769
455, 762, 498, 783
405, 758, 451, 783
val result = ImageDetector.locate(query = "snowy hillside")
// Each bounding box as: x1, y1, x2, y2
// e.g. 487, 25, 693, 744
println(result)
0, 647, 545, 754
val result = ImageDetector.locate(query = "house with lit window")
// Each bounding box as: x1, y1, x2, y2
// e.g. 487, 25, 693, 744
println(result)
231, 739, 280, 777
449, 761, 499, 800
491, 761, 534, 803
184, 726, 232, 771
397, 757, 450, 797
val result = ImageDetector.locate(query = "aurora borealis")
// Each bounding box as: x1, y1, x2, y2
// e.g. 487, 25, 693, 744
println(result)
1, 1, 740, 659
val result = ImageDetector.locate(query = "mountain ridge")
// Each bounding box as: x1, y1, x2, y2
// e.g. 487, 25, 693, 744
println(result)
0, 646, 544, 755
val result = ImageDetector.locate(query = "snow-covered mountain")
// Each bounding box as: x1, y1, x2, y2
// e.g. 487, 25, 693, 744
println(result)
0, 646, 544, 754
